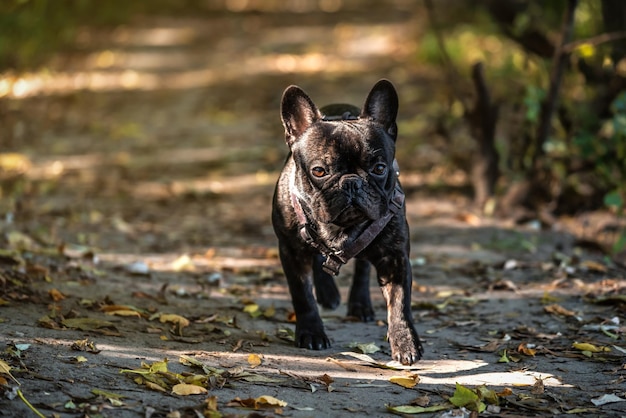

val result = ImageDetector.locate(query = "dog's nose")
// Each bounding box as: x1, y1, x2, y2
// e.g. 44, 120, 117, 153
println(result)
340, 175, 362, 196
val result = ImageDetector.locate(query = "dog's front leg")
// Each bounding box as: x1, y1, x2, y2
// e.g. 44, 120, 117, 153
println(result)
279, 244, 331, 350
376, 257, 423, 364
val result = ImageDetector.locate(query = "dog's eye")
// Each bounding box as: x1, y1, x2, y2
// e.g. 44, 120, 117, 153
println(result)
371, 163, 387, 176
311, 167, 327, 178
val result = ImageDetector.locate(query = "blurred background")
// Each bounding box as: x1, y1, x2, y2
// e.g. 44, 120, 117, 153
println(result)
0, 0, 625, 259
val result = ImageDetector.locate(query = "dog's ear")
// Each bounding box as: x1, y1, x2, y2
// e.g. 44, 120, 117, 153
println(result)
361, 79, 399, 141
281, 86, 322, 147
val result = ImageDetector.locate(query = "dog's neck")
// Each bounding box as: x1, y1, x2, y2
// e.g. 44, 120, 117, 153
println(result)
289, 176, 404, 276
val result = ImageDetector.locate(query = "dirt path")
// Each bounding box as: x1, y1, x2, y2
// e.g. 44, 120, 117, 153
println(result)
1, 3, 626, 417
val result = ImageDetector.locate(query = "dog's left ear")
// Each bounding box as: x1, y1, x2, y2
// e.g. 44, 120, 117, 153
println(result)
361, 79, 398, 141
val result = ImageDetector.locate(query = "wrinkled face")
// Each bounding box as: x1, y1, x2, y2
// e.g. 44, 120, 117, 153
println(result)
292, 120, 397, 227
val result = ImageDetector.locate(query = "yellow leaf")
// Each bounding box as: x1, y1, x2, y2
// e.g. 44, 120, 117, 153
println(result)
243, 304, 258, 313
496, 387, 513, 397
517, 343, 537, 356
0, 359, 19, 384
572, 342, 610, 353
120, 359, 169, 376
544, 303, 576, 317
91, 389, 125, 400
159, 314, 190, 328
172, 383, 208, 396
106, 309, 142, 317
75, 356, 88, 363
48, 288, 66, 302
144, 381, 167, 392
389, 374, 420, 388
248, 353, 262, 368
256, 395, 287, 407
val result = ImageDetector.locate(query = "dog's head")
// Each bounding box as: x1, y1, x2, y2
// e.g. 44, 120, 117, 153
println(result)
281, 80, 399, 228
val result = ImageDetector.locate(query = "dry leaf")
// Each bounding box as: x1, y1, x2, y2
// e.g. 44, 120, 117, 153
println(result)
172, 383, 208, 396
517, 343, 537, 356
71, 339, 101, 353
159, 314, 190, 328
48, 288, 66, 302
531, 378, 545, 395
572, 342, 611, 353
62, 317, 117, 332
256, 395, 287, 407
390, 374, 420, 388
247, 353, 262, 368
106, 309, 142, 317
544, 303, 576, 317
0, 359, 19, 384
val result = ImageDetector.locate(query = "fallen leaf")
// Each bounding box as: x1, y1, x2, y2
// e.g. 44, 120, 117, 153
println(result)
390, 374, 420, 388
91, 389, 125, 400
476, 385, 499, 405
386, 404, 450, 414
48, 288, 66, 302
544, 303, 576, 317
572, 342, 611, 353
247, 353, 262, 368
0, 360, 19, 384
263, 305, 276, 318
349, 341, 381, 354
410, 395, 430, 407
62, 317, 118, 332
256, 395, 287, 407
71, 339, 101, 353
517, 342, 537, 356
158, 313, 190, 328
172, 383, 208, 396
106, 309, 143, 317
243, 303, 262, 318
497, 387, 513, 397
449, 383, 486, 413
531, 378, 545, 395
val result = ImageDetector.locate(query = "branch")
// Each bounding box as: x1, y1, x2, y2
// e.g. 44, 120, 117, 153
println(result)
562, 30, 626, 53
533, 0, 578, 166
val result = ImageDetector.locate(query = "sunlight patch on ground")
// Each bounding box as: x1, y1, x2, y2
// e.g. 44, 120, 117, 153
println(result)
23, 338, 573, 388
0, 17, 411, 98
97, 249, 279, 272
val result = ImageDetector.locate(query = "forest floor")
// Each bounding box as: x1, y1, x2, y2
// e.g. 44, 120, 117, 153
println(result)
1, 3, 626, 417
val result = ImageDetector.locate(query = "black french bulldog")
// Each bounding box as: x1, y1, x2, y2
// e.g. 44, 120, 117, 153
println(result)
272, 79, 423, 365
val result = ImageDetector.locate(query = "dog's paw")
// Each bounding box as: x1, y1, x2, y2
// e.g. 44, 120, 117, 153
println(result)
295, 330, 331, 350
316, 285, 341, 310
388, 325, 423, 365
347, 302, 375, 322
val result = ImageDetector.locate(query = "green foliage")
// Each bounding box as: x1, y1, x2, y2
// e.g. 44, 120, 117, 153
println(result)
0, 0, 207, 71
0, 0, 133, 70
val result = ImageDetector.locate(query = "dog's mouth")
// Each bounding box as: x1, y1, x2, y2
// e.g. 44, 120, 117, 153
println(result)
327, 196, 383, 227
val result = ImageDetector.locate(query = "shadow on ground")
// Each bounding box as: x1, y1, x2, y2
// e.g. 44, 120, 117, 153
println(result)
1, 2, 625, 417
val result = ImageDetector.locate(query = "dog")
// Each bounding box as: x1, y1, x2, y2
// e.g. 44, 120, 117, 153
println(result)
272, 79, 423, 365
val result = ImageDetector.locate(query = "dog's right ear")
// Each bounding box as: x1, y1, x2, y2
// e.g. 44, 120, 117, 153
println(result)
281, 86, 321, 147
